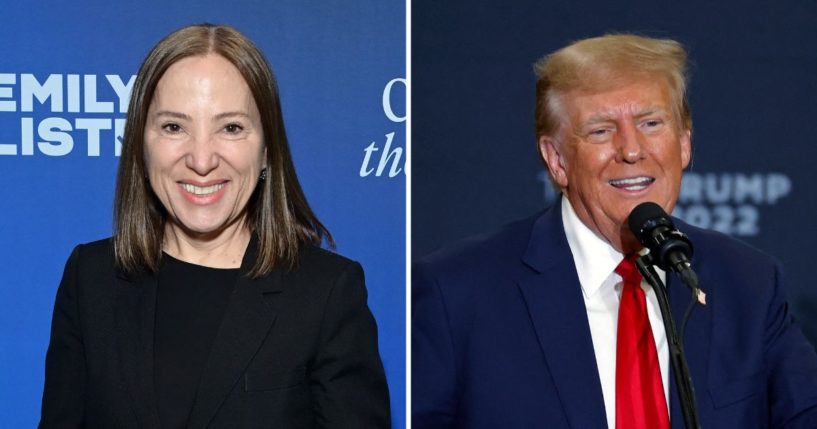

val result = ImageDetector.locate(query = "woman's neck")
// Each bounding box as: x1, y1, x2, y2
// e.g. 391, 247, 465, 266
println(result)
162, 219, 251, 269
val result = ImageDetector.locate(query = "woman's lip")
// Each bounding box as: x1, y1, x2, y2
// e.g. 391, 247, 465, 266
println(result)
178, 181, 228, 205
177, 179, 229, 187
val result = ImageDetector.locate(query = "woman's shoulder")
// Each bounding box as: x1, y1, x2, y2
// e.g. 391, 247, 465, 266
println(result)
60, 237, 118, 281
278, 245, 370, 313
298, 244, 360, 272
73, 237, 115, 258
63, 237, 115, 268
289, 244, 364, 282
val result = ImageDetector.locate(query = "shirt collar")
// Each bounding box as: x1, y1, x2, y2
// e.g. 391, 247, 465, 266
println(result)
561, 196, 623, 298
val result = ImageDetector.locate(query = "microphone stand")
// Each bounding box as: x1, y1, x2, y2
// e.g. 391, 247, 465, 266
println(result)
635, 254, 702, 429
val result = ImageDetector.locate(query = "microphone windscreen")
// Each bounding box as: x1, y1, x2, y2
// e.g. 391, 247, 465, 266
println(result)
627, 202, 672, 242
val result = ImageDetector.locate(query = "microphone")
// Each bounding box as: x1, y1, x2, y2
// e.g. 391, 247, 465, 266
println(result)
628, 203, 704, 429
627, 202, 699, 289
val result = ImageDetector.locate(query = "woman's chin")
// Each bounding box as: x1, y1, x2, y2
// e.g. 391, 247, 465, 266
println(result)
168, 216, 240, 240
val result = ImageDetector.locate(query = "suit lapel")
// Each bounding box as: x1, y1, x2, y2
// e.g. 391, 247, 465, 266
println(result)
116, 270, 162, 428
516, 204, 609, 428
187, 235, 281, 429
666, 240, 712, 429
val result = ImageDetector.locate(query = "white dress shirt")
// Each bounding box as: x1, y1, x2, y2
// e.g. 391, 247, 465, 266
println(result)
561, 196, 670, 429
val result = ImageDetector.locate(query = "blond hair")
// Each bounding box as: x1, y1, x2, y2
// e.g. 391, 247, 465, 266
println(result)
534, 34, 692, 139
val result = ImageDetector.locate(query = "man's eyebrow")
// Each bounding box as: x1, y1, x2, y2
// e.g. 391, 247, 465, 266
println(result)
580, 105, 668, 127
634, 106, 668, 118
581, 113, 615, 128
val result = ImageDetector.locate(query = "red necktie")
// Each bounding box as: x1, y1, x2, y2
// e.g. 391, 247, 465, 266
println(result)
615, 255, 669, 429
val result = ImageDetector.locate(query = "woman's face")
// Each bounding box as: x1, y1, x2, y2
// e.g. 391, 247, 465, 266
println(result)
144, 54, 265, 239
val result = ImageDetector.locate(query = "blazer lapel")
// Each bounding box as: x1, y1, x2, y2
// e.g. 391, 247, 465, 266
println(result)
187, 236, 281, 429
666, 248, 712, 429
516, 205, 609, 428
116, 269, 162, 428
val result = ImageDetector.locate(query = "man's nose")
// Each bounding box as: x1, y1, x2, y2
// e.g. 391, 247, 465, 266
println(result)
615, 123, 646, 164
185, 133, 219, 175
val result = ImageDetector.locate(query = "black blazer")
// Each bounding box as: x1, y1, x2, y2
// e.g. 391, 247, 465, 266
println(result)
40, 237, 390, 428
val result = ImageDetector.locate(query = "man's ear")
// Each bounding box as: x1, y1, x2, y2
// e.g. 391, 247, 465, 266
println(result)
538, 135, 568, 189
680, 128, 692, 169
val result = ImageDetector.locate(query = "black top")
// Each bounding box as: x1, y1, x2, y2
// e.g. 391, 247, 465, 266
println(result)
154, 253, 239, 429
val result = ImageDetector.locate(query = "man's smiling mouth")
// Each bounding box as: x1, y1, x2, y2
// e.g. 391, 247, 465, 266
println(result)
608, 176, 655, 191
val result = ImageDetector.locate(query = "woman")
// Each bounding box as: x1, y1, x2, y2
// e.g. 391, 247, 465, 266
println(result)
40, 24, 390, 428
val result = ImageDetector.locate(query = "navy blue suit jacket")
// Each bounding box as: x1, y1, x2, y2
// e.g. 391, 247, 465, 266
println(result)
412, 202, 817, 428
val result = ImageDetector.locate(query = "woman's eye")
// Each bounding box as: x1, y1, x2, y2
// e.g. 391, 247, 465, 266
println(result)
162, 123, 182, 133
224, 123, 244, 134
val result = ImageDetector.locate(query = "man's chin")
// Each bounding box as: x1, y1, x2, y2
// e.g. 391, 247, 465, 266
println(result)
615, 226, 642, 255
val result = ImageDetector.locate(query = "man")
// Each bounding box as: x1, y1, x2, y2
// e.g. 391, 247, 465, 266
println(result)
412, 34, 817, 428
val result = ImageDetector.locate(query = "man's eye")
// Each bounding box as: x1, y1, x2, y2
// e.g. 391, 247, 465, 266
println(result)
643, 119, 662, 128
589, 128, 610, 137
224, 123, 244, 134
162, 123, 181, 133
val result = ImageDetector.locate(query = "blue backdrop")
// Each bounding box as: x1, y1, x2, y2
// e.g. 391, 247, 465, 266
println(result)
0, 1, 405, 426
412, 0, 817, 348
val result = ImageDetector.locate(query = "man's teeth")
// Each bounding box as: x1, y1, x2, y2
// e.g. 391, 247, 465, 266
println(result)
182, 183, 225, 195
609, 177, 654, 190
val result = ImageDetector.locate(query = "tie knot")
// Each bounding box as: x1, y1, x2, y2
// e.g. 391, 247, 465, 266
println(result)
615, 254, 641, 283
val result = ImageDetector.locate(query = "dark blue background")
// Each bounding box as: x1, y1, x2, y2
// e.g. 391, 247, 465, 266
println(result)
412, 1, 817, 346
0, 1, 405, 426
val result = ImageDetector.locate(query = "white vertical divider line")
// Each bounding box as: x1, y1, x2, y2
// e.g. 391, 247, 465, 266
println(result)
405, 0, 412, 427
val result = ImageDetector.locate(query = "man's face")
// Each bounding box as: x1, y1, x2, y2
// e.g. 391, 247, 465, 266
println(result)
539, 79, 691, 253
